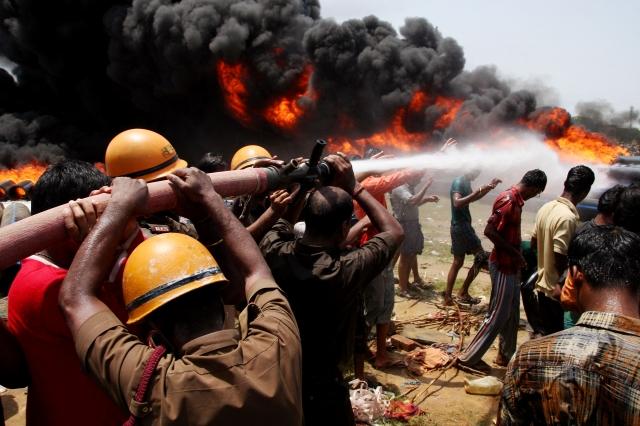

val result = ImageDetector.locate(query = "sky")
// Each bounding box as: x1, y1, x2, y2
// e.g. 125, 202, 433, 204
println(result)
320, 0, 639, 115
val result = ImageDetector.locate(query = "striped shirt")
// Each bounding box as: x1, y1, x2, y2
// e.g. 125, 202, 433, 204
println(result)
501, 311, 640, 425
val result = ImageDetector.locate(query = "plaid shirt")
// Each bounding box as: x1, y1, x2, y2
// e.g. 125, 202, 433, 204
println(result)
501, 311, 640, 425
488, 186, 524, 274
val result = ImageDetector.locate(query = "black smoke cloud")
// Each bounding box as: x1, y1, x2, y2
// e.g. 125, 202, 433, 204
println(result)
0, 0, 545, 167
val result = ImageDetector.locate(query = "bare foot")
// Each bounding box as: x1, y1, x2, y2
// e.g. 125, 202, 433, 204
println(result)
440, 291, 455, 306
373, 353, 399, 369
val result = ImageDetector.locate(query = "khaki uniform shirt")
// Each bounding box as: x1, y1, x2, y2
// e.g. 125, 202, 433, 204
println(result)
75, 279, 302, 426
532, 197, 579, 296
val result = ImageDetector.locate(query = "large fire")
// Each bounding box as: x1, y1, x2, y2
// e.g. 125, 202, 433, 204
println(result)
0, 162, 47, 183
216, 58, 627, 165
217, 61, 252, 127
217, 60, 316, 131
522, 107, 629, 164
263, 65, 315, 131
328, 90, 463, 156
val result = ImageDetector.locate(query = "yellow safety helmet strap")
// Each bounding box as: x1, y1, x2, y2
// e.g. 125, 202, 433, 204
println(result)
125, 266, 223, 313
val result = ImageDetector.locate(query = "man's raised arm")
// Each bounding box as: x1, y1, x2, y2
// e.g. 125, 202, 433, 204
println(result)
59, 178, 148, 338
324, 155, 403, 246
167, 168, 273, 298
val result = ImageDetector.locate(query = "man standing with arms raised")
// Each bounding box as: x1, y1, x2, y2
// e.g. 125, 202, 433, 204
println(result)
261, 154, 404, 426
444, 169, 501, 305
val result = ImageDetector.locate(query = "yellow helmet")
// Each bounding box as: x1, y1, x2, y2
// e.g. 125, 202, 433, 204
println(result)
122, 233, 227, 324
105, 129, 188, 182
230, 145, 272, 170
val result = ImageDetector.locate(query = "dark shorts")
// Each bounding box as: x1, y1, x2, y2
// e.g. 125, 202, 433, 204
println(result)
364, 265, 395, 325
450, 222, 482, 257
399, 220, 424, 255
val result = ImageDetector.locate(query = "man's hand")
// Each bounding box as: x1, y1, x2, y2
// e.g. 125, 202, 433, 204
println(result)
440, 138, 457, 152
423, 195, 439, 203
269, 184, 301, 215
252, 157, 284, 169
488, 178, 502, 189
167, 168, 220, 220
324, 153, 356, 194
551, 283, 562, 300
109, 177, 149, 217
370, 151, 395, 160
62, 199, 99, 243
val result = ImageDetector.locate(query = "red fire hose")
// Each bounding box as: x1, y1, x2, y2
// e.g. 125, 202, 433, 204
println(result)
0, 168, 278, 270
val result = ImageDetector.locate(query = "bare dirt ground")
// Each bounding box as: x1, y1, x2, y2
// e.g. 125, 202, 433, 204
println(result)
1, 185, 540, 426
354, 187, 539, 425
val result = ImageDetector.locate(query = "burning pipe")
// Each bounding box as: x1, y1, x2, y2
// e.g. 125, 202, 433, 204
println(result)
0, 180, 16, 201
8, 180, 34, 200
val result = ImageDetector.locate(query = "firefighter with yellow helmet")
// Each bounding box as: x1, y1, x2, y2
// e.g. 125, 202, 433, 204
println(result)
59, 171, 303, 425
105, 129, 197, 238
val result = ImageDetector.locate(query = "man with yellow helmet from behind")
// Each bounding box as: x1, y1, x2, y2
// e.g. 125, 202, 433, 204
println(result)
227, 144, 300, 242
59, 170, 303, 425
105, 128, 197, 238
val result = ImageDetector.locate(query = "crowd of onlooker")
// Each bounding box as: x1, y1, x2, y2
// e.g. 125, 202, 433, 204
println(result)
0, 128, 639, 425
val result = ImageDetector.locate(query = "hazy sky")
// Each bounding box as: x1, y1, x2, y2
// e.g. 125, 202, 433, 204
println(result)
320, 0, 639, 115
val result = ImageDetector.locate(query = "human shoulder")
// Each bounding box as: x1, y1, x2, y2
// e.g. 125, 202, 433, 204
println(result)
9, 257, 67, 308
260, 219, 295, 252
450, 176, 463, 190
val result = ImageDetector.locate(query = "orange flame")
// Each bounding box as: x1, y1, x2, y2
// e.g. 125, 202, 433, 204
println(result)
522, 107, 628, 164
328, 90, 463, 155
434, 96, 463, 129
217, 60, 252, 127
263, 65, 315, 131
0, 162, 47, 183
328, 110, 427, 155
546, 126, 628, 164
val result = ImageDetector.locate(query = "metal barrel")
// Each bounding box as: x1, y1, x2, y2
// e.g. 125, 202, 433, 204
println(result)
8, 180, 34, 200
0, 180, 16, 201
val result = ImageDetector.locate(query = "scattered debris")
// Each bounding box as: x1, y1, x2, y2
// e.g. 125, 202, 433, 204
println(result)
464, 376, 504, 396
349, 379, 392, 424
405, 347, 452, 375
391, 334, 419, 351
386, 400, 423, 421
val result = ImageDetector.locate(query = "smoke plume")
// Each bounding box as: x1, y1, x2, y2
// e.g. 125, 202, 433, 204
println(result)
0, 0, 627, 168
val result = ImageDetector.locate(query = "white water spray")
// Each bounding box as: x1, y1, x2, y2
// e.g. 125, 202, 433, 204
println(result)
351, 131, 611, 196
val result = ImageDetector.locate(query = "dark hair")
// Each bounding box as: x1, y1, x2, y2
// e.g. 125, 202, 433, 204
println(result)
520, 169, 547, 191
149, 285, 225, 340
195, 152, 227, 173
303, 187, 353, 235
31, 160, 111, 215
568, 225, 640, 292
597, 184, 625, 215
614, 185, 640, 234
563, 165, 595, 195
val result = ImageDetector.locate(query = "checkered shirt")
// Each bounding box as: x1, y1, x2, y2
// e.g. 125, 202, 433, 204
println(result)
501, 311, 640, 425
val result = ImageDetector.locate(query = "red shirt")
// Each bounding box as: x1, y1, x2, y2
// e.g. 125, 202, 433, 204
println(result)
487, 186, 524, 274
354, 169, 420, 244
7, 231, 144, 426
